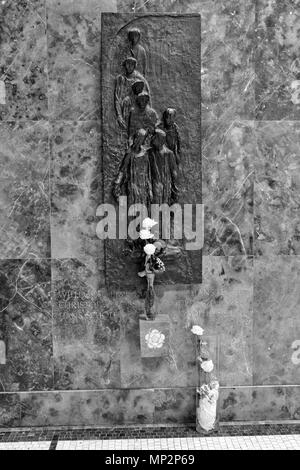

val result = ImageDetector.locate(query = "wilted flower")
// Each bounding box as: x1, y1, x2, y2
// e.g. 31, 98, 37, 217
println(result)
144, 243, 156, 256
142, 218, 158, 229
139, 229, 154, 240
191, 325, 204, 336
201, 359, 214, 373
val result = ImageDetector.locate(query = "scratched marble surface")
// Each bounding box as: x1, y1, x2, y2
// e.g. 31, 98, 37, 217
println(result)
50, 120, 103, 271
18, 388, 195, 426
187, 256, 253, 387
52, 257, 198, 390
219, 386, 300, 421
256, 0, 300, 27
47, 0, 117, 120
0, 121, 50, 259
120, 284, 197, 389
0, 0, 47, 120
203, 120, 254, 256
0, 259, 53, 392
255, 25, 300, 120
255, 121, 300, 256
52, 258, 121, 390
0, 394, 20, 427
253, 255, 300, 386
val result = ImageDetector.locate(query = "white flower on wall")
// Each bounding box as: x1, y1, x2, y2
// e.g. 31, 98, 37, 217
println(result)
191, 325, 204, 336
145, 329, 165, 349
139, 229, 154, 240
142, 218, 158, 229
201, 359, 214, 373
144, 243, 156, 255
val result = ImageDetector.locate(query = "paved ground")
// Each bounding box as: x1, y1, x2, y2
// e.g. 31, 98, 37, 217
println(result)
0, 434, 299, 450
0, 424, 299, 450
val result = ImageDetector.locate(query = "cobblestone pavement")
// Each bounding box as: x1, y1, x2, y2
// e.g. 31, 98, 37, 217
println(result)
0, 424, 299, 450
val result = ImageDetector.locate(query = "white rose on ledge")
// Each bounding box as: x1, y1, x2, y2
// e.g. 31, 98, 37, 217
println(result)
191, 325, 204, 336
201, 359, 214, 373
142, 218, 158, 229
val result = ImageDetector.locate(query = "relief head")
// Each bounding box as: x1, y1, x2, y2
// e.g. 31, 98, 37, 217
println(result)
132, 80, 144, 96
151, 129, 166, 150
128, 28, 141, 46
136, 91, 150, 111
163, 108, 176, 128
132, 128, 147, 151
123, 57, 137, 75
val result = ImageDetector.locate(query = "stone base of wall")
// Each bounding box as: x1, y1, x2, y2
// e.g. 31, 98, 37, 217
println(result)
1, 386, 299, 428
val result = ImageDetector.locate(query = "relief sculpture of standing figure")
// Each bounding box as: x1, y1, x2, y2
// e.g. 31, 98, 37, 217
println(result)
113, 128, 153, 208
148, 129, 179, 205
159, 108, 181, 168
126, 28, 147, 76
128, 92, 158, 144
121, 80, 145, 128
114, 57, 151, 130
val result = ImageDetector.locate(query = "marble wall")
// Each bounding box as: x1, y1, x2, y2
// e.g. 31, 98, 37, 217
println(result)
0, 0, 299, 427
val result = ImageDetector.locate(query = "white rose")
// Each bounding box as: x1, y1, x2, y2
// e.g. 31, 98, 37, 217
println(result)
144, 243, 156, 256
291, 80, 300, 105
191, 325, 204, 336
201, 360, 214, 373
145, 329, 165, 349
142, 218, 158, 229
139, 229, 154, 240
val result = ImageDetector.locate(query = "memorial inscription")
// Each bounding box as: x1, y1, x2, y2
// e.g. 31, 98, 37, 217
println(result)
101, 13, 202, 290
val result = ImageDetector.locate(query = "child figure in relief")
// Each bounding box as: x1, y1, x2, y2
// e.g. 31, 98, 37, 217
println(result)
113, 128, 153, 209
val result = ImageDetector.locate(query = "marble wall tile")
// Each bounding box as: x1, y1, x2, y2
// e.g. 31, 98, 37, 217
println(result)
0, 394, 21, 427
117, 0, 255, 122
0, 122, 50, 259
219, 386, 300, 421
0, 0, 47, 120
52, 259, 121, 390
19, 387, 195, 427
53, 259, 198, 391
47, 0, 117, 120
17, 386, 300, 426
0, 259, 53, 392
256, 0, 300, 29
219, 387, 253, 422
50, 120, 103, 272
120, 286, 197, 388
153, 388, 195, 425
254, 121, 300, 256
253, 255, 300, 385
19, 391, 139, 427
285, 386, 300, 420
255, 27, 300, 120
187, 256, 253, 387
203, 121, 255, 256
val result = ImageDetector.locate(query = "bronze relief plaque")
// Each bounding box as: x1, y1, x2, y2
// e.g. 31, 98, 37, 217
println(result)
101, 13, 201, 289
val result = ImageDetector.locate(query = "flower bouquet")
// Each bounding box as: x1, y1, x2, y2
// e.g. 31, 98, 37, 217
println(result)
191, 324, 220, 434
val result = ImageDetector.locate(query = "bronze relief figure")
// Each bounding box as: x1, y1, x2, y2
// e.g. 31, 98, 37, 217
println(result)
128, 91, 158, 143
102, 13, 202, 291
113, 128, 153, 208
126, 28, 147, 76
148, 129, 179, 205
159, 108, 181, 168
114, 57, 151, 130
